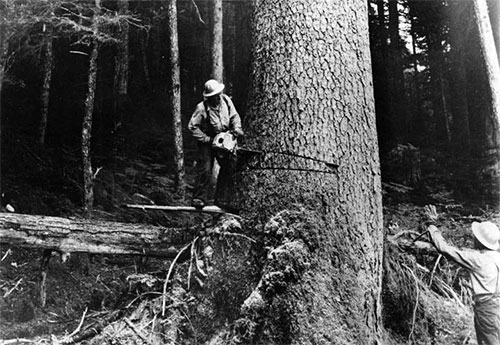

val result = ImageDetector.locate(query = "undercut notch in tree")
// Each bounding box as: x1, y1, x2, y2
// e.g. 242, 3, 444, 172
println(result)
0, 212, 194, 258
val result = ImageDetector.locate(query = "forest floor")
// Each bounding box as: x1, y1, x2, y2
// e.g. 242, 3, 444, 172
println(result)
0, 127, 497, 344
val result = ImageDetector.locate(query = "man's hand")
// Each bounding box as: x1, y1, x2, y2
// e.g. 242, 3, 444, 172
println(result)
424, 204, 438, 223
230, 129, 244, 138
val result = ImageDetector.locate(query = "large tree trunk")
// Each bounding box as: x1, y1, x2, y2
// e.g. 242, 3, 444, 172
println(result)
82, 40, 99, 217
167, 0, 186, 196
0, 212, 191, 257
211, 0, 223, 81
473, 0, 500, 125
39, 27, 53, 145
472, 0, 500, 196
221, 1, 383, 343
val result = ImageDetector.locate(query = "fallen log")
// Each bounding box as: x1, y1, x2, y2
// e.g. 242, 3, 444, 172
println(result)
0, 212, 195, 258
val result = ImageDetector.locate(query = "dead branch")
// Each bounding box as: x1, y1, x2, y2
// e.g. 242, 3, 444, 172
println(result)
3, 278, 22, 298
162, 240, 194, 316
190, 0, 205, 24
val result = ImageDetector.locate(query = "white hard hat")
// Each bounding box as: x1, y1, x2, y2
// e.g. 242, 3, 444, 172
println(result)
472, 221, 500, 250
203, 79, 225, 97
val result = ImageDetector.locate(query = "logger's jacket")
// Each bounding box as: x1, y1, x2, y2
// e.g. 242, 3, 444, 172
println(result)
429, 226, 500, 299
188, 94, 243, 144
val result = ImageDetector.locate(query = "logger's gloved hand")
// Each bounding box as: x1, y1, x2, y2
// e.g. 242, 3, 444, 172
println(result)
230, 128, 244, 138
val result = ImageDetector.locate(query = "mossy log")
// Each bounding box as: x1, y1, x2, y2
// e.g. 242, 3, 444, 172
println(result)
0, 212, 194, 257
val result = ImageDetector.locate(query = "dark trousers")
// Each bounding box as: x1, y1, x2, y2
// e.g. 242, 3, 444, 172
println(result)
192, 143, 230, 203
474, 296, 500, 345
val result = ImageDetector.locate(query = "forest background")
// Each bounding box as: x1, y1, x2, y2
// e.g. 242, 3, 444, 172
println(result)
0, 0, 499, 344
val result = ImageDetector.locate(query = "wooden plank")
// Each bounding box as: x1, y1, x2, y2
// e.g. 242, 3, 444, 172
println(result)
124, 204, 228, 214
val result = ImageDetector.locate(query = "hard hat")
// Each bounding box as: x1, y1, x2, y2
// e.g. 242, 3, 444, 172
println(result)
212, 132, 237, 153
203, 79, 225, 97
472, 221, 500, 250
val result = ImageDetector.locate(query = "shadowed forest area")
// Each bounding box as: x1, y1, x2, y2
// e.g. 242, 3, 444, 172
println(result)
0, 0, 500, 344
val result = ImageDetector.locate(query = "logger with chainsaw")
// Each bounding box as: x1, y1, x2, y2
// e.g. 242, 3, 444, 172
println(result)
188, 79, 244, 208
424, 205, 500, 345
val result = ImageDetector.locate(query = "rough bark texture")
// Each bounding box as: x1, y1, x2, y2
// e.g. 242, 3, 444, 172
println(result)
82, 40, 99, 216
168, 0, 186, 195
211, 0, 223, 81
39, 29, 53, 145
224, 1, 383, 344
0, 212, 191, 257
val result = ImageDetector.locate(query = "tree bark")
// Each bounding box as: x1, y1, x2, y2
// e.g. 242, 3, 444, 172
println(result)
39, 26, 53, 145
472, 0, 500, 196
222, 1, 383, 343
211, 0, 223, 81
0, 212, 191, 257
473, 0, 500, 127
487, 0, 500, 66
167, 0, 186, 196
82, 40, 99, 217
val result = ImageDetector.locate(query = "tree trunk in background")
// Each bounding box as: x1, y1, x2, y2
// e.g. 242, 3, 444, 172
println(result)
210, 0, 223, 184
427, 27, 451, 147
114, 0, 129, 118
0, 31, 6, 207
82, 40, 99, 217
39, 26, 53, 145
472, 0, 500, 197
150, 23, 161, 94
387, 0, 408, 143
224, 0, 383, 343
487, 0, 499, 66
167, 0, 186, 195
371, 0, 394, 152
448, 0, 471, 158
139, 29, 151, 90
211, 0, 223, 81
473, 0, 500, 119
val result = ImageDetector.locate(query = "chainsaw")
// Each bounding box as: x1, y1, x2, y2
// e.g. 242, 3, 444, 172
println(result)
212, 132, 339, 173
